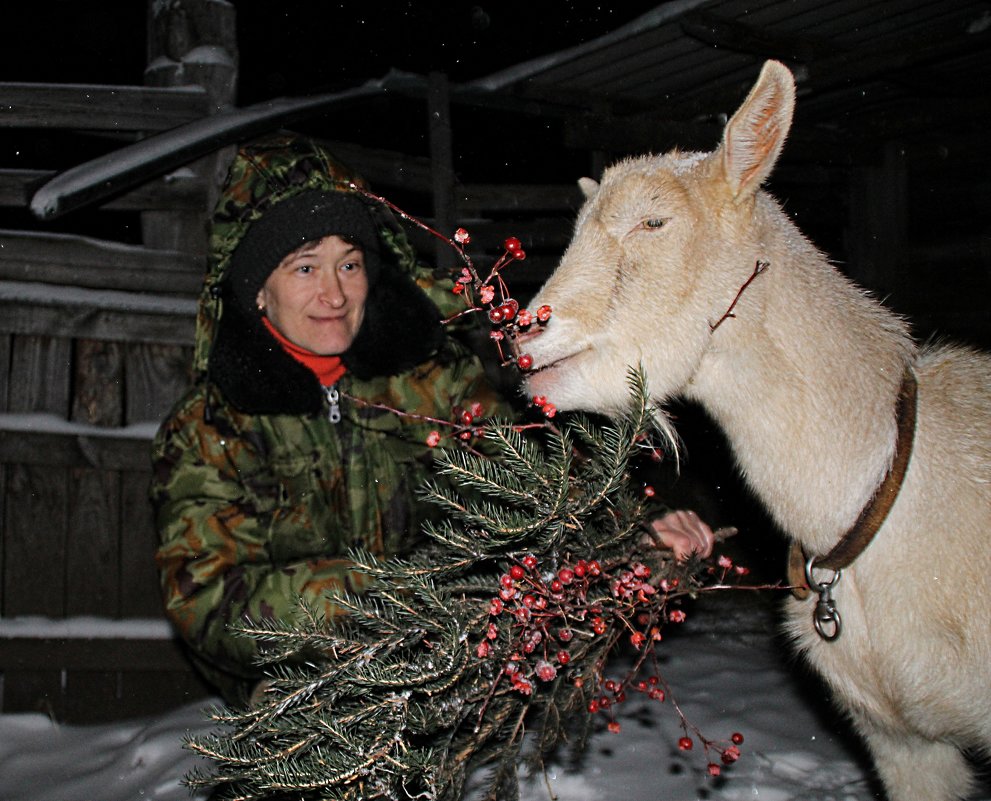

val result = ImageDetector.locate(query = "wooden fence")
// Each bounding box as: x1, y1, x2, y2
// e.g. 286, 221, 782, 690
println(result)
0, 77, 215, 721
0, 0, 234, 723
0, 2, 587, 724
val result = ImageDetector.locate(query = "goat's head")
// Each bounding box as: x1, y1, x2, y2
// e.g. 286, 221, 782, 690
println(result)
522, 60, 796, 415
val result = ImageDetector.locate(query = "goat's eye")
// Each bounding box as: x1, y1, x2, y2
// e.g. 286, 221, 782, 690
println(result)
642, 218, 665, 229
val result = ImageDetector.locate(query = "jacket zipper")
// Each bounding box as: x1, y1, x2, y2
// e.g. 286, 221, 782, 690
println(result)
323, 384, 341, 423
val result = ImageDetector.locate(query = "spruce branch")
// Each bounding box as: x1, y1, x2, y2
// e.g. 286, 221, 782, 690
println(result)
188, 371, 768, 800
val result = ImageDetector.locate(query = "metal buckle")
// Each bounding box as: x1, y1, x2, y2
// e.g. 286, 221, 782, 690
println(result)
804, 557, 842, 641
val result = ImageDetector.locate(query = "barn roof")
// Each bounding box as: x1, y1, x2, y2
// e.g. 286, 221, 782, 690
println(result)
459, 0, 990, 163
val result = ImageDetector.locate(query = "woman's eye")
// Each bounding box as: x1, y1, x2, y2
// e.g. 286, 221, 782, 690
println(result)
341, 261, 362, 273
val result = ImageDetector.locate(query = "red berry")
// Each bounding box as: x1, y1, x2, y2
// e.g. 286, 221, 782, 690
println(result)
588, 560, 602, 576
731, 732, 744, 745
558, 567, 574, 585
549, 579, 563, 593
509, 564, 525, 580
708, 763, 721, 777
517, 353, 533, 370
488, 307, 505, 324
607, 721, 621, 734
648, 687, 665, 702
535, 659, 557, 682
573, 561, 587, 578
532, 394, 547, 407
644, 485, 656, 497
522, 554, 538, 569
557, 650, 570, 665
557, 627, 573, 642
678, 736, 693, 751
536, 304, 552, 322
504, 236, 522, 252
522, 594, 536, 608
588, 700, 600, 713
604, 680, 617, 692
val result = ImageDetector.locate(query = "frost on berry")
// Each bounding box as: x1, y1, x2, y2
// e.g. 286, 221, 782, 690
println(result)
535, 660, 557, 682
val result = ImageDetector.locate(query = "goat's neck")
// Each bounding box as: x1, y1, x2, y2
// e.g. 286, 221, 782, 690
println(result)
685, 206, 915, 553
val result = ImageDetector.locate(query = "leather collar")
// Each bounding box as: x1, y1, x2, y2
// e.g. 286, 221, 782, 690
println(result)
789, 367, 919, 600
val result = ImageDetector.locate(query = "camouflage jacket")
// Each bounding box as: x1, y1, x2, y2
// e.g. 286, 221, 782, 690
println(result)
150, 134, 507, 702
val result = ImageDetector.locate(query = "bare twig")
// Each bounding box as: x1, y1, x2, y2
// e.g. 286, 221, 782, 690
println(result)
709, 260, 769, 332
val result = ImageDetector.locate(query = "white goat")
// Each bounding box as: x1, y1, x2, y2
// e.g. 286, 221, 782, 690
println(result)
522, 60, 991, 801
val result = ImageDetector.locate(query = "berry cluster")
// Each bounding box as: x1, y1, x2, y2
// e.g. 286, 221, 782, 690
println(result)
475, 550, 752, 774
450, 234, 553, 370
351, 187, 554, 377
678, 730, 744, 777
476, 553, 688, 709
424, 400, 488, 449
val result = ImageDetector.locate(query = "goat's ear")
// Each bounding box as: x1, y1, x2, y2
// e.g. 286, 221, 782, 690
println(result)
578, 177, 600, 199
720, 60, 795, 201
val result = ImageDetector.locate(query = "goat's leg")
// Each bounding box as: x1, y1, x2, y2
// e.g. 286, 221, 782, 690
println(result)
858, 722, 972, 801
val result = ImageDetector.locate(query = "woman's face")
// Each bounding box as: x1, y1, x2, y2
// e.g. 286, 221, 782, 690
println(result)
256, 235, 369, 355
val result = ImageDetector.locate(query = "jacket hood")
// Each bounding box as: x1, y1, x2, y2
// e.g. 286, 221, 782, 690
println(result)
196, 133, 453, 413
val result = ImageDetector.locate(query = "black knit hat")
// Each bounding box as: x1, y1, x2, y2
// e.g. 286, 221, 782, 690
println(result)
226, 189, 381, 313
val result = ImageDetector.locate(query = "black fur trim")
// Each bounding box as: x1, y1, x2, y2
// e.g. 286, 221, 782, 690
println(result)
210, 288, 323, 415
342, 267, 445, 380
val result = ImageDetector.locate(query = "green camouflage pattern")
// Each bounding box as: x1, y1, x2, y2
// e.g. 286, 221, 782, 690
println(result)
153, 134, 509, 702
152, 356, 500, 701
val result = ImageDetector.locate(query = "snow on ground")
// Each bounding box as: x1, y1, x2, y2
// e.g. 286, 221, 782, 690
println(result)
1, 599, 987, 801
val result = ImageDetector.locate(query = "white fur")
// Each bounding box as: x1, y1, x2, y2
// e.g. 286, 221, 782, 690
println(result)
522, 60, 991, 801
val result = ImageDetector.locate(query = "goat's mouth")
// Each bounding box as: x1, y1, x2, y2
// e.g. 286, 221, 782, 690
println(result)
525, 346, 590, 377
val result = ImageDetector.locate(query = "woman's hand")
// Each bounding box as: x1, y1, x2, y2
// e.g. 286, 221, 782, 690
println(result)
644, 509, 717, 561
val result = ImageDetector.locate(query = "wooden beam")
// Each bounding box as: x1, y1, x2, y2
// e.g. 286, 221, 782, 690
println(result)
0, 82, 211, 131
456, 184, 584, 214
1, 637, 191, 672
0, 232, 204, 294
0, 281, 196, 344
680, 10, 836, 64
0, 168, 208, 212
0, 415, 155, 469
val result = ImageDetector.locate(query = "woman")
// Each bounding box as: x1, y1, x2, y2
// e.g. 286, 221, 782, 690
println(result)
151, 134, 506, 704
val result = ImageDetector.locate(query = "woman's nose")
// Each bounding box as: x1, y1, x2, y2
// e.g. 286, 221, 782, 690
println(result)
318, 272, 346, 307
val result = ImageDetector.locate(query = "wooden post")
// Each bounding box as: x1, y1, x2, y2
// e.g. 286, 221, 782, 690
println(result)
144, 0, 239, 254
428, 72, 457, 271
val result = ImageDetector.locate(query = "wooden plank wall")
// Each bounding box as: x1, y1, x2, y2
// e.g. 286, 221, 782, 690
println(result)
0, 0, 235, 722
